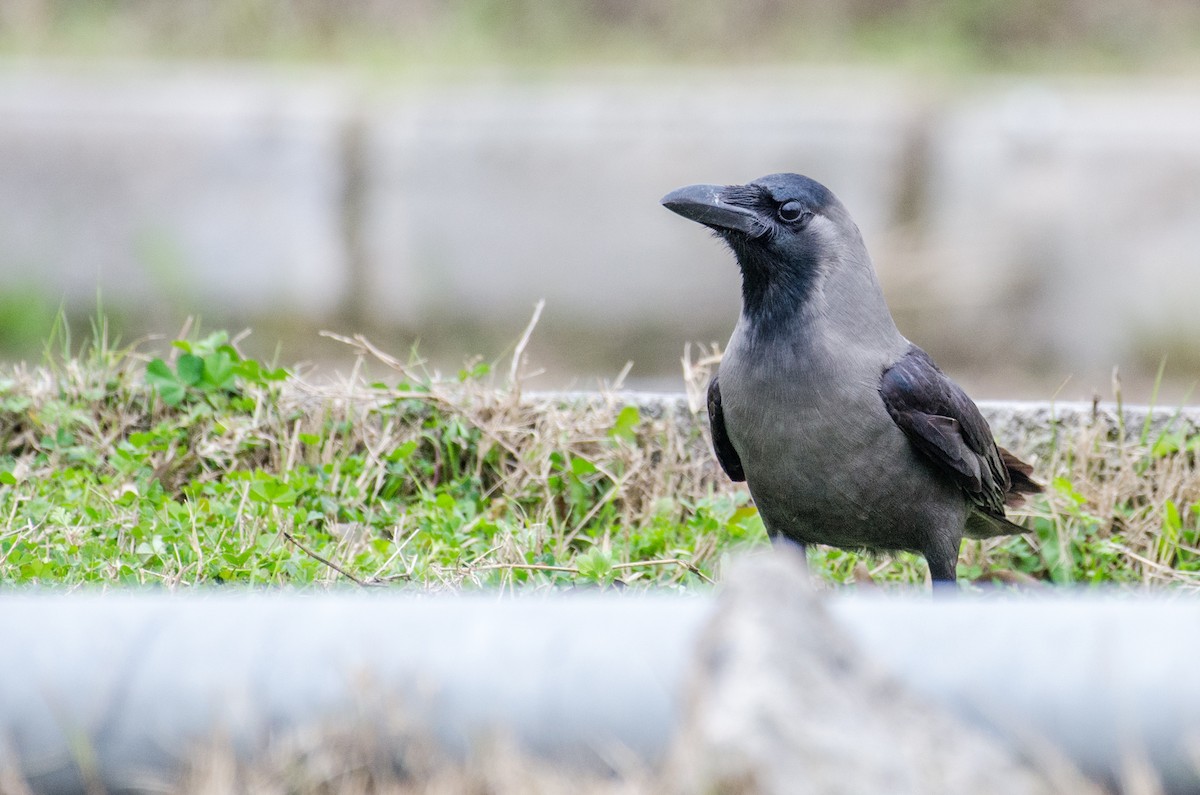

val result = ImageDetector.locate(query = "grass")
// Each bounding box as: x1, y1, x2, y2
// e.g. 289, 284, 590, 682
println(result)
4, 0, 1200, 75
0, 320, 1197, 591
0, 320, 760, 590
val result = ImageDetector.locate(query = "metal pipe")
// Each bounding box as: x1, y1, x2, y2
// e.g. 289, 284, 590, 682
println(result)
829, 594, 1200, 791
3, 591, 1200, 792
0, 592, 710, 793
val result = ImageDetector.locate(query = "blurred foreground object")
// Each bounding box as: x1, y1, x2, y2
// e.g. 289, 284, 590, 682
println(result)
7, 551, 1200, 791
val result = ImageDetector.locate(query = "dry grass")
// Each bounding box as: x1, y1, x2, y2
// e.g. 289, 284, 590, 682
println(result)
0, 323, 751, 589
293, 331, 732, 588
0, 320, 1197, 589
963, 395, 1200, 590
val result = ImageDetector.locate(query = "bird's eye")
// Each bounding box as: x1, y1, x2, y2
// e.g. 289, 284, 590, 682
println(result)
777, 201, 811, 224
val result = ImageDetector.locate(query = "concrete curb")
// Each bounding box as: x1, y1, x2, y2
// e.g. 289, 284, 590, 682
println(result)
600, 391, 1200, 453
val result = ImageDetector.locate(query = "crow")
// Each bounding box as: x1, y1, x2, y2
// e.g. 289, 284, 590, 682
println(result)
662, 173, 1040, 584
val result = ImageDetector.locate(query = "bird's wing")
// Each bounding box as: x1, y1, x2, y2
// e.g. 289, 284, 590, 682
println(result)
707, 375, 746, 482
879, 345, 1010, 515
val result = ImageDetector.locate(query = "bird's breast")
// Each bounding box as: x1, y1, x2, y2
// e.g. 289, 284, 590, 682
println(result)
716, 337, 947, 548
719, 344, 892, 471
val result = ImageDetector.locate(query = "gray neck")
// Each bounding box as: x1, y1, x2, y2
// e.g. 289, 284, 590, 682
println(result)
737, 226, 905, 366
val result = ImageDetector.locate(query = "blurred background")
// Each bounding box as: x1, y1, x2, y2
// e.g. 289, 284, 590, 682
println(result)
1, 0, 1199, 400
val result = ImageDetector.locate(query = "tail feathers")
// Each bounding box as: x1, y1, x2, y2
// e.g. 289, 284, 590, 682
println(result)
965, 508, 1030, 540
966, 446, 1042, 539
1000, 446, 1042, 507
964, 449, 1041, 542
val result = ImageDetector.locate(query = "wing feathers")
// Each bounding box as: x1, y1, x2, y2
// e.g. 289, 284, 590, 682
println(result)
707, 375, 746, 482
880, 346, 1041, 518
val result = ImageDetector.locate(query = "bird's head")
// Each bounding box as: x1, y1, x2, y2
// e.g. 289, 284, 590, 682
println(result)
662, 173, 871, 331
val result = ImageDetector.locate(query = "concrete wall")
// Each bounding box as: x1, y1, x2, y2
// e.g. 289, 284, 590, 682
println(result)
361, 75, 919, 329
0, 68, 352, 319
924, 82, 1200, 372
1, 64, 1198, 391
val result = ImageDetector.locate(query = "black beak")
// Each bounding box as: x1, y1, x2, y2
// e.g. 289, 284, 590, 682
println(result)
660, 184, 766, 238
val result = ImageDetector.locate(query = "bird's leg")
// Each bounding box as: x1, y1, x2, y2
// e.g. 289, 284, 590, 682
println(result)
924, 538, 961, 587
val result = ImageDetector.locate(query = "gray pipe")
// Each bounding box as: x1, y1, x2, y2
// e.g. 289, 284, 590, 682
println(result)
830, 594, 1200, 791
0, 592, 710, 792
3, 590, 1200, 792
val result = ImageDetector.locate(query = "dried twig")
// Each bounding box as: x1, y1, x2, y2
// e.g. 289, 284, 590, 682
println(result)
282, 530, 374, 587
612, 558, 716, 585
462, 558, 713, 584
509, 299, 545, 390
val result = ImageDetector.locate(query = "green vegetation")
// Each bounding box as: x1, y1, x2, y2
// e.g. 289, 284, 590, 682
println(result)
0, 323, 1197, 590
3, 0, 1200, 74
0, 324, 760, 589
